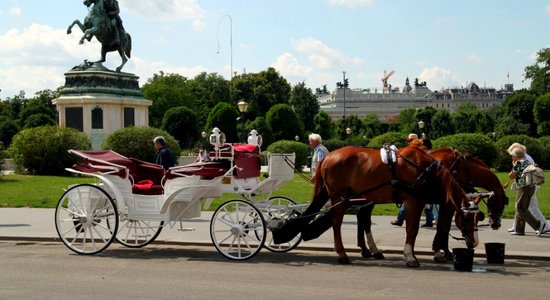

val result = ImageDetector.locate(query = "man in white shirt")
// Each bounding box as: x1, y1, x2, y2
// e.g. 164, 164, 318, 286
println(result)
309, 133, 329, 178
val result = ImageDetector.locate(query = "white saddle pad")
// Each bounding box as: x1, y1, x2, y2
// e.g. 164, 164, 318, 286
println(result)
380, 145, 397, 165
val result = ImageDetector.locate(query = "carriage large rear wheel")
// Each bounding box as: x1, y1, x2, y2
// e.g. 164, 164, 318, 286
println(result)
210, 200, 266, 260
262, 196, 302, 252
55, 184, 118, 255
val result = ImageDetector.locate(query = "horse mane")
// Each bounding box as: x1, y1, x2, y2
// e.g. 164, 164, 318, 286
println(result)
463, 153, 489, 169
436, 161, 468, 211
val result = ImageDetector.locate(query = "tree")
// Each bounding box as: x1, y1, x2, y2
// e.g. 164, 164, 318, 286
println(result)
335, 115, 364, 140
188, 72, 231, 127
368, 132, 408, 148
451, 102, 493, 134
162, 106, 199, 149
414, 106, 437, 135
534, 92, 550, 136
205, 102, 239, 142
0, 118, 20, 146
313, 111, 333, 140
232, 68, 292, 119
432, 133, 498, 167
363, 114, 384, 138
524, 47, 550, 95
430, 109, 455, 139
397, 107, 416, 133
500, 90, 537, 136
142, 72, 194, 128
290, 82, 319, 132
266, 104, 303, 141
23, 113, 56, 129
494, 115, 530, 138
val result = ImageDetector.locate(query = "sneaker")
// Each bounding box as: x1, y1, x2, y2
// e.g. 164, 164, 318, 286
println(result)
538, 223, 548, 237
509, 231, 525, 236
391, 220, 403, 226
507, 228, 515, 232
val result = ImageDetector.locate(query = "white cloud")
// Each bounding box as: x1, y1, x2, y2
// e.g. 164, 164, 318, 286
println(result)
271, 53, 313, 79
418, 66, 461, 89
118, 0, 205, 30
9, 6, 22, 16
465, 54, 482, 64
545, 4, 550, 16
293, 37, 365, 68
327, 0, 375, 8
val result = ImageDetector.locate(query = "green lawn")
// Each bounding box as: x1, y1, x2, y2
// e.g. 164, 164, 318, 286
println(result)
1, 172, 548, 219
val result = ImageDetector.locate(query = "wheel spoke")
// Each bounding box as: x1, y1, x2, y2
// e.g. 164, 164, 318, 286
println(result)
91, 225, 109, 244
218, 232, 234, 244
222, 206, 236, 223
61, 207, 84, 218
216, 216, 236, 227
62, 223, 80, 236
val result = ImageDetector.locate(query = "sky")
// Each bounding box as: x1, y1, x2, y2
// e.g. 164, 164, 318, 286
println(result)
1, 0, 549, 98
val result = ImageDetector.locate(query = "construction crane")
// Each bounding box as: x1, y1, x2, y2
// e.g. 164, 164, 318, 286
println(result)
381, 70, 395, 92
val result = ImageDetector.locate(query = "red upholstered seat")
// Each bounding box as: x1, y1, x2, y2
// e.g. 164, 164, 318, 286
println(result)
166, 161, 230, 180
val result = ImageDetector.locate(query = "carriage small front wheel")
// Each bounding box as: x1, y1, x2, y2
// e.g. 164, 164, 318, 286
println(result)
262, 196, 302, 252
210, 200, 266, 260
54, 184, 118, 255
107, 215, 164, 248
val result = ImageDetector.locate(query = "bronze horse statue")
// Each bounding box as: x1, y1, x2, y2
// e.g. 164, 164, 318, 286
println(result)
67, 0, 132, 72
272, 146, 479, 267
355, 148, 507, 263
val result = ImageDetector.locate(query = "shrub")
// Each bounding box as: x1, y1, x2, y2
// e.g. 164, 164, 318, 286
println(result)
9, 126, 91, 175
0, 142, 5, 175
368, 132, 408, 148
205, 102, 239, 142
267, 140, 308, 170
102, 127, 181, 163
323, 138, 346, 151
23, 113, 56, 129
534, 93, 550, 136
538, 136, 550, 169
493, 135, 545, 171
0, 118, 20, 146
162, 106, 199, 149
432, 133, 498, 167
266, 104, 304, 141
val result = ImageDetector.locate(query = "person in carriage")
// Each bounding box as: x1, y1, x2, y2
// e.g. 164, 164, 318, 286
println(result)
153, 136, 176, 170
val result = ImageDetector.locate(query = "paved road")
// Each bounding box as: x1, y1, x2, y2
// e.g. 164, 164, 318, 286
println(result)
1, 241, 549, 300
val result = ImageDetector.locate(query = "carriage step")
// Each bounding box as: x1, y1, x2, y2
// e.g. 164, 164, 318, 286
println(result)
178, 227, 196, 232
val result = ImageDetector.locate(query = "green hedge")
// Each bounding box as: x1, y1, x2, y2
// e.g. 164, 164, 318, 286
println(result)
0, 142, 5, 175
368, 132, 408, 148
102, 127, 181, 163
432, 133, 497, 167
539, 136, 550, 168
493, 135, 545, 171
323, 138, 346, 152
9, 126, 91, 175
267, 140, 308, 170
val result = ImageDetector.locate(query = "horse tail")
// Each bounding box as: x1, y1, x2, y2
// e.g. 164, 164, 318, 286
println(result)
125, 33, 132, 58
306, 158, 330, 215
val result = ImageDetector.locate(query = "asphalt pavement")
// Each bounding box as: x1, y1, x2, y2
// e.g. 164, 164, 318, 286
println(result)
0, 208, 548, 260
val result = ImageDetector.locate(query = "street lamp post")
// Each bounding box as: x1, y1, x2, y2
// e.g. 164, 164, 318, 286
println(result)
237, 100, 249, 143
217, 15, 233, 82
295, 135, 300, 142
418, 120, 425, 135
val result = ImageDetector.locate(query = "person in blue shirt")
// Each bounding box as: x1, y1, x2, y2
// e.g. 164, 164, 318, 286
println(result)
309, 133, 329, 179
153, 136, 175, 170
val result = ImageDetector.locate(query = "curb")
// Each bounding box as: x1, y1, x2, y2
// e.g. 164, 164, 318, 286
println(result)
2, 236, 549, 262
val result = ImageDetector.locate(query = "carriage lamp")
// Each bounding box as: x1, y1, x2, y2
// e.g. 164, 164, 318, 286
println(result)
210, 127, 226, 148
248, 130, 262, 147
345, 127, 352, 135
418, 120, 425, 129
201, 131, 207, 138
295, 135, 300, 142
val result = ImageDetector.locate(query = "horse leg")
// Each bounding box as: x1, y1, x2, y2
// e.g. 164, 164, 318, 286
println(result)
93, 47, 107, 64
332, 203, 350, 264
403, 200, 423, 267
356, 205, 372, 258
67, 20, 85, 35
116, 48, 128, 72
358, 204, 385, 259
81, 26, 99, 44
432, 204, 453, 263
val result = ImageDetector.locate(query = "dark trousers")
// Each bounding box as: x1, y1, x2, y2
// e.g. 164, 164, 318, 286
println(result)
513, 185, 540, 233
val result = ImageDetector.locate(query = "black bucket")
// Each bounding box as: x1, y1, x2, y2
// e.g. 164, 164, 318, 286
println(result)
452, 248, 474, 271
485, 242, 505, 264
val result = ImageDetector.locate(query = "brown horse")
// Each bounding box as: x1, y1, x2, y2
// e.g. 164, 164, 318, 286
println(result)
271, 146, 478, 267
356, 148, 506, 263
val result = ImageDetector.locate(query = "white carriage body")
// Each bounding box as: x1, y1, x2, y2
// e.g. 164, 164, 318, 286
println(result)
65, 147, 296, 227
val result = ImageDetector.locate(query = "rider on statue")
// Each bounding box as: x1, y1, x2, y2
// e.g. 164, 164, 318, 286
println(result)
105, 0, 125, 45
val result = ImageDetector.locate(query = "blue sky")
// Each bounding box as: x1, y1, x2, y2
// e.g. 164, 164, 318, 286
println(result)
1, 0, 549, 98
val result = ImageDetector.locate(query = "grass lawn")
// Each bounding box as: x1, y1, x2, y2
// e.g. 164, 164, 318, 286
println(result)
1, 172, 548, 219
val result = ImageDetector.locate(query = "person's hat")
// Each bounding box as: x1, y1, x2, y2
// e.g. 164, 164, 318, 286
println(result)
406, 133, 418, 141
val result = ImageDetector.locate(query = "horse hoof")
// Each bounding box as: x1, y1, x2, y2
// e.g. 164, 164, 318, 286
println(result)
338, 257, 351, 265
373, 252, 385, 260
406, 260, 420, 267
361, 250, 373, 259
433, 255, 447, 264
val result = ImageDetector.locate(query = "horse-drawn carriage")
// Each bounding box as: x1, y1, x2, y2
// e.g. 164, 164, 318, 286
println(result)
54, 129, 305, 260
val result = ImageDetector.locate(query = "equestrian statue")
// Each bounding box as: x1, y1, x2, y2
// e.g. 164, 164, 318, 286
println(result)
67, 0, 132, 72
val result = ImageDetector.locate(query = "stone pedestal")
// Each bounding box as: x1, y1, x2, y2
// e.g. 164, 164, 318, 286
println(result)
53, 64, 152, 150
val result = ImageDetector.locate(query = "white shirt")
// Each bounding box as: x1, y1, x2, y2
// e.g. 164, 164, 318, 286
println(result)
311, 144, 329, 176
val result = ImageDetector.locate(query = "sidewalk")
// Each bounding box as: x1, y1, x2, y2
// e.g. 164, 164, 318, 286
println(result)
0, 208, 548, 259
